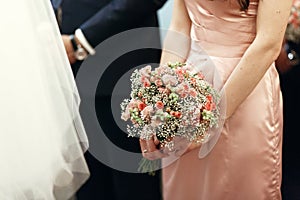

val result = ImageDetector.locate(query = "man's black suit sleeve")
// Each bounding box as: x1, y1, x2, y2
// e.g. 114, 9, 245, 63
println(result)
79, 0, 167, 47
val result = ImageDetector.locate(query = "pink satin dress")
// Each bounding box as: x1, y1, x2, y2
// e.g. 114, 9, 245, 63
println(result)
162, 0, 283, 199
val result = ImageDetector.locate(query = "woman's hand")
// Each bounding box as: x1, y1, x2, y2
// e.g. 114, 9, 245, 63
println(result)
139, 136, 167, 160
139, 136, 202, 160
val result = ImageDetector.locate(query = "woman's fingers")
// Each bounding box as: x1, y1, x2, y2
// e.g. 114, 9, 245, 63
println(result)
139, 135, 201, 160
139, 137, 167, 160
139, 139, 148, 154
146, 137, 159, 152
139, 137, 156, 153
144, 151, 168, 160
154, 135, 160, 146
160, 136, 201, 157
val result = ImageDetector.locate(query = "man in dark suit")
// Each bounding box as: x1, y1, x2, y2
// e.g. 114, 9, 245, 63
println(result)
51, 0, 167, 199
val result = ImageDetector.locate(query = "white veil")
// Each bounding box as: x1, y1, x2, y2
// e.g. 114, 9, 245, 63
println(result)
0, 0, 89, 199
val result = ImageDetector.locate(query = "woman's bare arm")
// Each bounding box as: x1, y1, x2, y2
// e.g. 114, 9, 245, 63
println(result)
160, 0, 192, 64
224, 0, 293, 118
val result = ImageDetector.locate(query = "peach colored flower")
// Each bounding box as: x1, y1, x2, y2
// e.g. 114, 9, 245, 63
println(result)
155, 79, 163, 87
189, 88, 198, 97
158, 88, 170, 95
155, 101, 164, 109
175, 83, 189, 98
138, 102, 146, 111
143, 81, 150, 87
175, 67, 186, 82
204, 102, 212, 111
183, 84, 189, 90
206, 95, 213, 102
174, 111, 182, 118
170, 111, 175, 116
190, 77, 197, 85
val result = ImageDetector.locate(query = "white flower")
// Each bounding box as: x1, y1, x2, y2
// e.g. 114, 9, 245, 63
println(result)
121, 110, 130, 121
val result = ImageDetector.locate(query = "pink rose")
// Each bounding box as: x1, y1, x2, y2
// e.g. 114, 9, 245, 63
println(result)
180, 92, 188, 98
175, 68, 184, 76
128, 99, 138, 109
141, 106, 153, 118
140, 65, 151, 77
189, 88, 198, 97
141, 76, 151, 87
155, 65, 168, 76
162, 74, 178, 86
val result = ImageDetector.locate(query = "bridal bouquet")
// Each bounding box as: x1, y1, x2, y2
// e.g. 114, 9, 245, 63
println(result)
120, 62, 221, 173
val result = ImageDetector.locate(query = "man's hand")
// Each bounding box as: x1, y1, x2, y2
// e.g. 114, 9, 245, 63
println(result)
62, 35, 76, 64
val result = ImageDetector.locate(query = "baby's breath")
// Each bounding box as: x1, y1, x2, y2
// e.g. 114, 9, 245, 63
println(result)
121, 62, 221, 161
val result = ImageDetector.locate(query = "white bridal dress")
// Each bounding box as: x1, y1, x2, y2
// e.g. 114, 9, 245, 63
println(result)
0, 0, 89, 199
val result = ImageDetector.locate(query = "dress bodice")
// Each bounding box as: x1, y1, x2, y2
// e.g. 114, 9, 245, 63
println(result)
184, 0, 259, 57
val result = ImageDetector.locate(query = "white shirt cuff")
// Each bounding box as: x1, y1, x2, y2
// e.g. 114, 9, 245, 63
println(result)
75, 29, 96, 55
